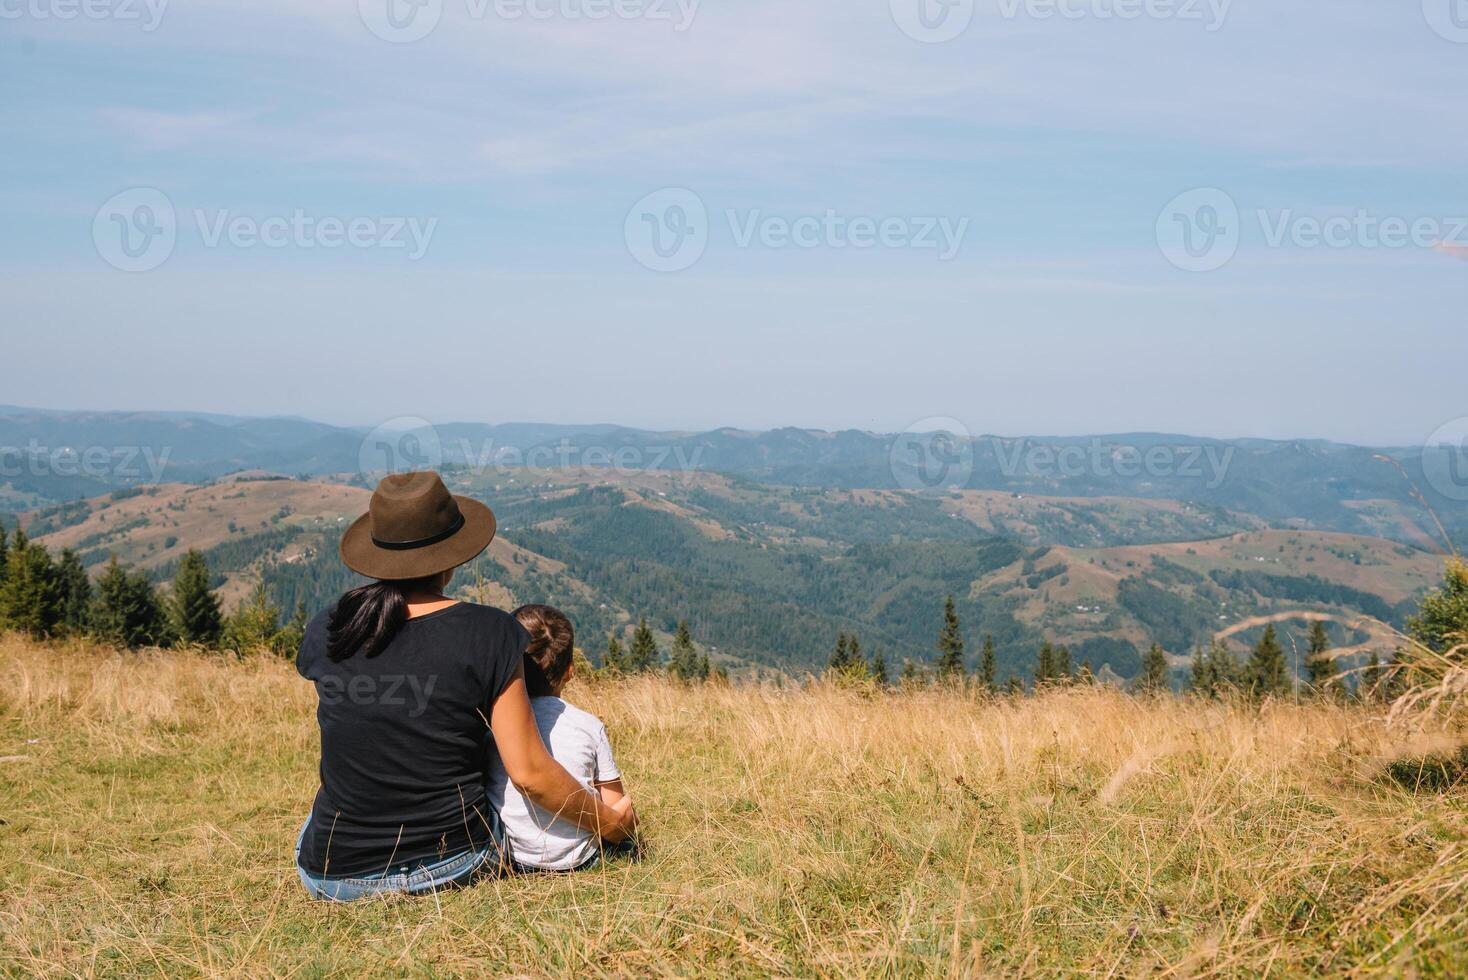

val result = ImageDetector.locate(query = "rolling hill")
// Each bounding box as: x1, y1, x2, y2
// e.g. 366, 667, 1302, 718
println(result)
23, 469, 1446, 685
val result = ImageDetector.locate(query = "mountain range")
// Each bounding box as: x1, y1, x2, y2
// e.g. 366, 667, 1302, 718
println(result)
3, 405, 1464, 551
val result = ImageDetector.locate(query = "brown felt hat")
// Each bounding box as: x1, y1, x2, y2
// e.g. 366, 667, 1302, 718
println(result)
340, 472, 496, 581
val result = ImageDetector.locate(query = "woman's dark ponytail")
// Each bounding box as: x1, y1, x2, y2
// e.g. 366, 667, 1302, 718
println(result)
327, 580, 408, 661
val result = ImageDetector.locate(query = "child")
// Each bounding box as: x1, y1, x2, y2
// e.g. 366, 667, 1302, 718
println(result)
487, 604, 638, 872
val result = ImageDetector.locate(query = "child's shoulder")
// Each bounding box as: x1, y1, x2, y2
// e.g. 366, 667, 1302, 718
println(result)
530, 696, 605, 734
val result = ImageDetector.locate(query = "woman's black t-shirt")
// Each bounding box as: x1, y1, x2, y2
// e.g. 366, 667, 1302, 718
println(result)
295, 602, 528, 878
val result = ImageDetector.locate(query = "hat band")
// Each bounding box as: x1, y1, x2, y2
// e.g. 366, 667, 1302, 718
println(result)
370, 512, 465, 551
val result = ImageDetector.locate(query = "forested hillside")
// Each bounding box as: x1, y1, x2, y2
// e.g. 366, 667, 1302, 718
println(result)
21, 470, 1443, 684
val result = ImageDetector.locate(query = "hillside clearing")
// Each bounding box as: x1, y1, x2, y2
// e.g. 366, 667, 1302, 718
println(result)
2, 636, 1465, 976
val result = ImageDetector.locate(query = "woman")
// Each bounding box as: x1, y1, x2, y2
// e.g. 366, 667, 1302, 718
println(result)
293, 471, 634, 900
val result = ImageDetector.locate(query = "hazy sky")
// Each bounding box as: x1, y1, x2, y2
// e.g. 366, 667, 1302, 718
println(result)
2, 0, 1465, 445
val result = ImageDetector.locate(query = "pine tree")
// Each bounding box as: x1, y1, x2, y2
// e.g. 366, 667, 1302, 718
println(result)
0, 526, 9, 596
668, 620, 701, 681
828, 631, 854, 673
870, 648, 888, 686
224, 582, 284, 655
936, 595, 965, 680
828, 631, 871, 683
628, 617, 659, 673
1054, 645, 1072, 683
979, 634, 996, 692
1305, 620, 1337, 696
54, 549, 91, 634
277, 601, 308, 656
90, 555, 169, 649
0, 528, 62, 638
170, 549, 223, 647
1036, 642, 1055, 685
1406, 559, 1468, 659
602, 633, 628, 674
1245, 624, 1290, 698
1135, 643, 1170, 694
1197, 639, 1241, 697
1190, 642, 1216, 696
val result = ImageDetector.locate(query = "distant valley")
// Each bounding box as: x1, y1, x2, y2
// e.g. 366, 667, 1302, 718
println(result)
19, 457, 1450, 684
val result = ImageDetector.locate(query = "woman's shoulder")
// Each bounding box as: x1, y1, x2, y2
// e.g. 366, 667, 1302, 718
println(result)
444, 602, 531, 647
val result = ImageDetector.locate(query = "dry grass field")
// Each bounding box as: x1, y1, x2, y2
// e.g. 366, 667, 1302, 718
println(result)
2, 634, 1465, 977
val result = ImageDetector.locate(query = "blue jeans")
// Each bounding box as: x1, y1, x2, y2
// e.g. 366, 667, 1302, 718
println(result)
294, 813, 511, 902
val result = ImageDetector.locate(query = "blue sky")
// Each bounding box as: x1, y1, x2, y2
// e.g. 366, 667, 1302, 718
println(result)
2, 0, 1465, 445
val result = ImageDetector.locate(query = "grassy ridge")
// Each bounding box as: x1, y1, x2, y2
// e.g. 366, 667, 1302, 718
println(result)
2, 635, 1465, 976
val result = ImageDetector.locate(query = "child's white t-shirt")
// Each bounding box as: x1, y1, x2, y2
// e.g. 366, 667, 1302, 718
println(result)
486, 696, 621, 870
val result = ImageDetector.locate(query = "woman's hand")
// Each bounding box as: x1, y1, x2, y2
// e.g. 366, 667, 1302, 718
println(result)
488, 666, 636, 842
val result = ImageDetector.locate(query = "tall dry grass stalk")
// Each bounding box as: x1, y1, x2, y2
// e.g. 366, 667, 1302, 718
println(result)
2, 633, 1465, 976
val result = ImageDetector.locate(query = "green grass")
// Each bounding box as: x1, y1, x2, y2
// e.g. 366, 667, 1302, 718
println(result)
2, 635, 1466, 976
